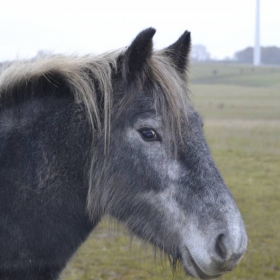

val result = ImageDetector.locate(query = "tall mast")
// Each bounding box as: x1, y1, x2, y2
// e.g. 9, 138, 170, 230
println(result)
254, 0, 261, 66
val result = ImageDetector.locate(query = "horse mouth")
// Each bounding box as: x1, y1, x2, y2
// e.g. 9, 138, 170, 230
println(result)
181, 247, 222, 279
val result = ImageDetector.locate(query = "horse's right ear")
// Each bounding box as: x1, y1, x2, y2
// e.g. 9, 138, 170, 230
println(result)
164, 30, 191, 74
123, 28, 156, 82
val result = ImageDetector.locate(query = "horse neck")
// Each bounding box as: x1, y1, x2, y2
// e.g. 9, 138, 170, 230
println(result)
0, 95, 99, 279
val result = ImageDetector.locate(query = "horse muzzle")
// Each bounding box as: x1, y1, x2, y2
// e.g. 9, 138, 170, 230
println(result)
180, 227, 248, 279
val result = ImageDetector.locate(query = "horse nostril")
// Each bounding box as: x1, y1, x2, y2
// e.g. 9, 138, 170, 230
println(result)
215, 234, 227, 260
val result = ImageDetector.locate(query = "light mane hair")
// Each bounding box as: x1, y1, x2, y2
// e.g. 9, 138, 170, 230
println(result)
0, 51, 122, 145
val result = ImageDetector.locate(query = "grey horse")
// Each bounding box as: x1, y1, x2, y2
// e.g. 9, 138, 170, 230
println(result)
0, 28, 247, 280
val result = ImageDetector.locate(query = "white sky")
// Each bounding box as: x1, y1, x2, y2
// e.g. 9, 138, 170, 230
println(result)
1, 0, 279, 61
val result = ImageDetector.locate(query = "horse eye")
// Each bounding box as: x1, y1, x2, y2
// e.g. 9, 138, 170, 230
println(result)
138, 128, 159, 141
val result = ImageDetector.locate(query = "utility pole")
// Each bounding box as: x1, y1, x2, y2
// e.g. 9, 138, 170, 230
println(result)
254, 0, 261, 66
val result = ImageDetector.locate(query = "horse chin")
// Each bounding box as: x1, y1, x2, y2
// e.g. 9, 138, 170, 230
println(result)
180, 246, 222, 280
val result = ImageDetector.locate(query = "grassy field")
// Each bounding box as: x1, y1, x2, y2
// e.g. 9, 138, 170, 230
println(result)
60, 63, 280, 280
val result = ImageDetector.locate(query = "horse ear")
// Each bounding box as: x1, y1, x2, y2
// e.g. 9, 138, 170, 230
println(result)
164, 31, 191, 73
123, 27, 156, 81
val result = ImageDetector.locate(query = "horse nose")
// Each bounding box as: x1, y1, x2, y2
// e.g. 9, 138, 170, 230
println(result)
214, 232, 247, 272
215, 234, 227, 259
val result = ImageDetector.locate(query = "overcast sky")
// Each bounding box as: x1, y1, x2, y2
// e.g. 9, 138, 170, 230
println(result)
1, 0, 279, 61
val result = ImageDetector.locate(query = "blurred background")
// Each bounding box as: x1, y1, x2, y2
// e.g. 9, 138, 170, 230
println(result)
1, 0, 280, 62
1, 0, 279, 279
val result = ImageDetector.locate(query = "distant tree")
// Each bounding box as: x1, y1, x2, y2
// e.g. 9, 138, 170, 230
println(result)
262, 47, 280, 65
234, 47, 253, 63
191, 44, 210, 61
234, 46, 280, 65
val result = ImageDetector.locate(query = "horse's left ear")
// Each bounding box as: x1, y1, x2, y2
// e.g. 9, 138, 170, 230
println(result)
164, 30, 191, 73
123, 27, 156, 81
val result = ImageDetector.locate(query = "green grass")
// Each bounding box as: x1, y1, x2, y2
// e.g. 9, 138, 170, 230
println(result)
191, 85, 280, 120
60, 63, 280, 280
190, 63, 280, 87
